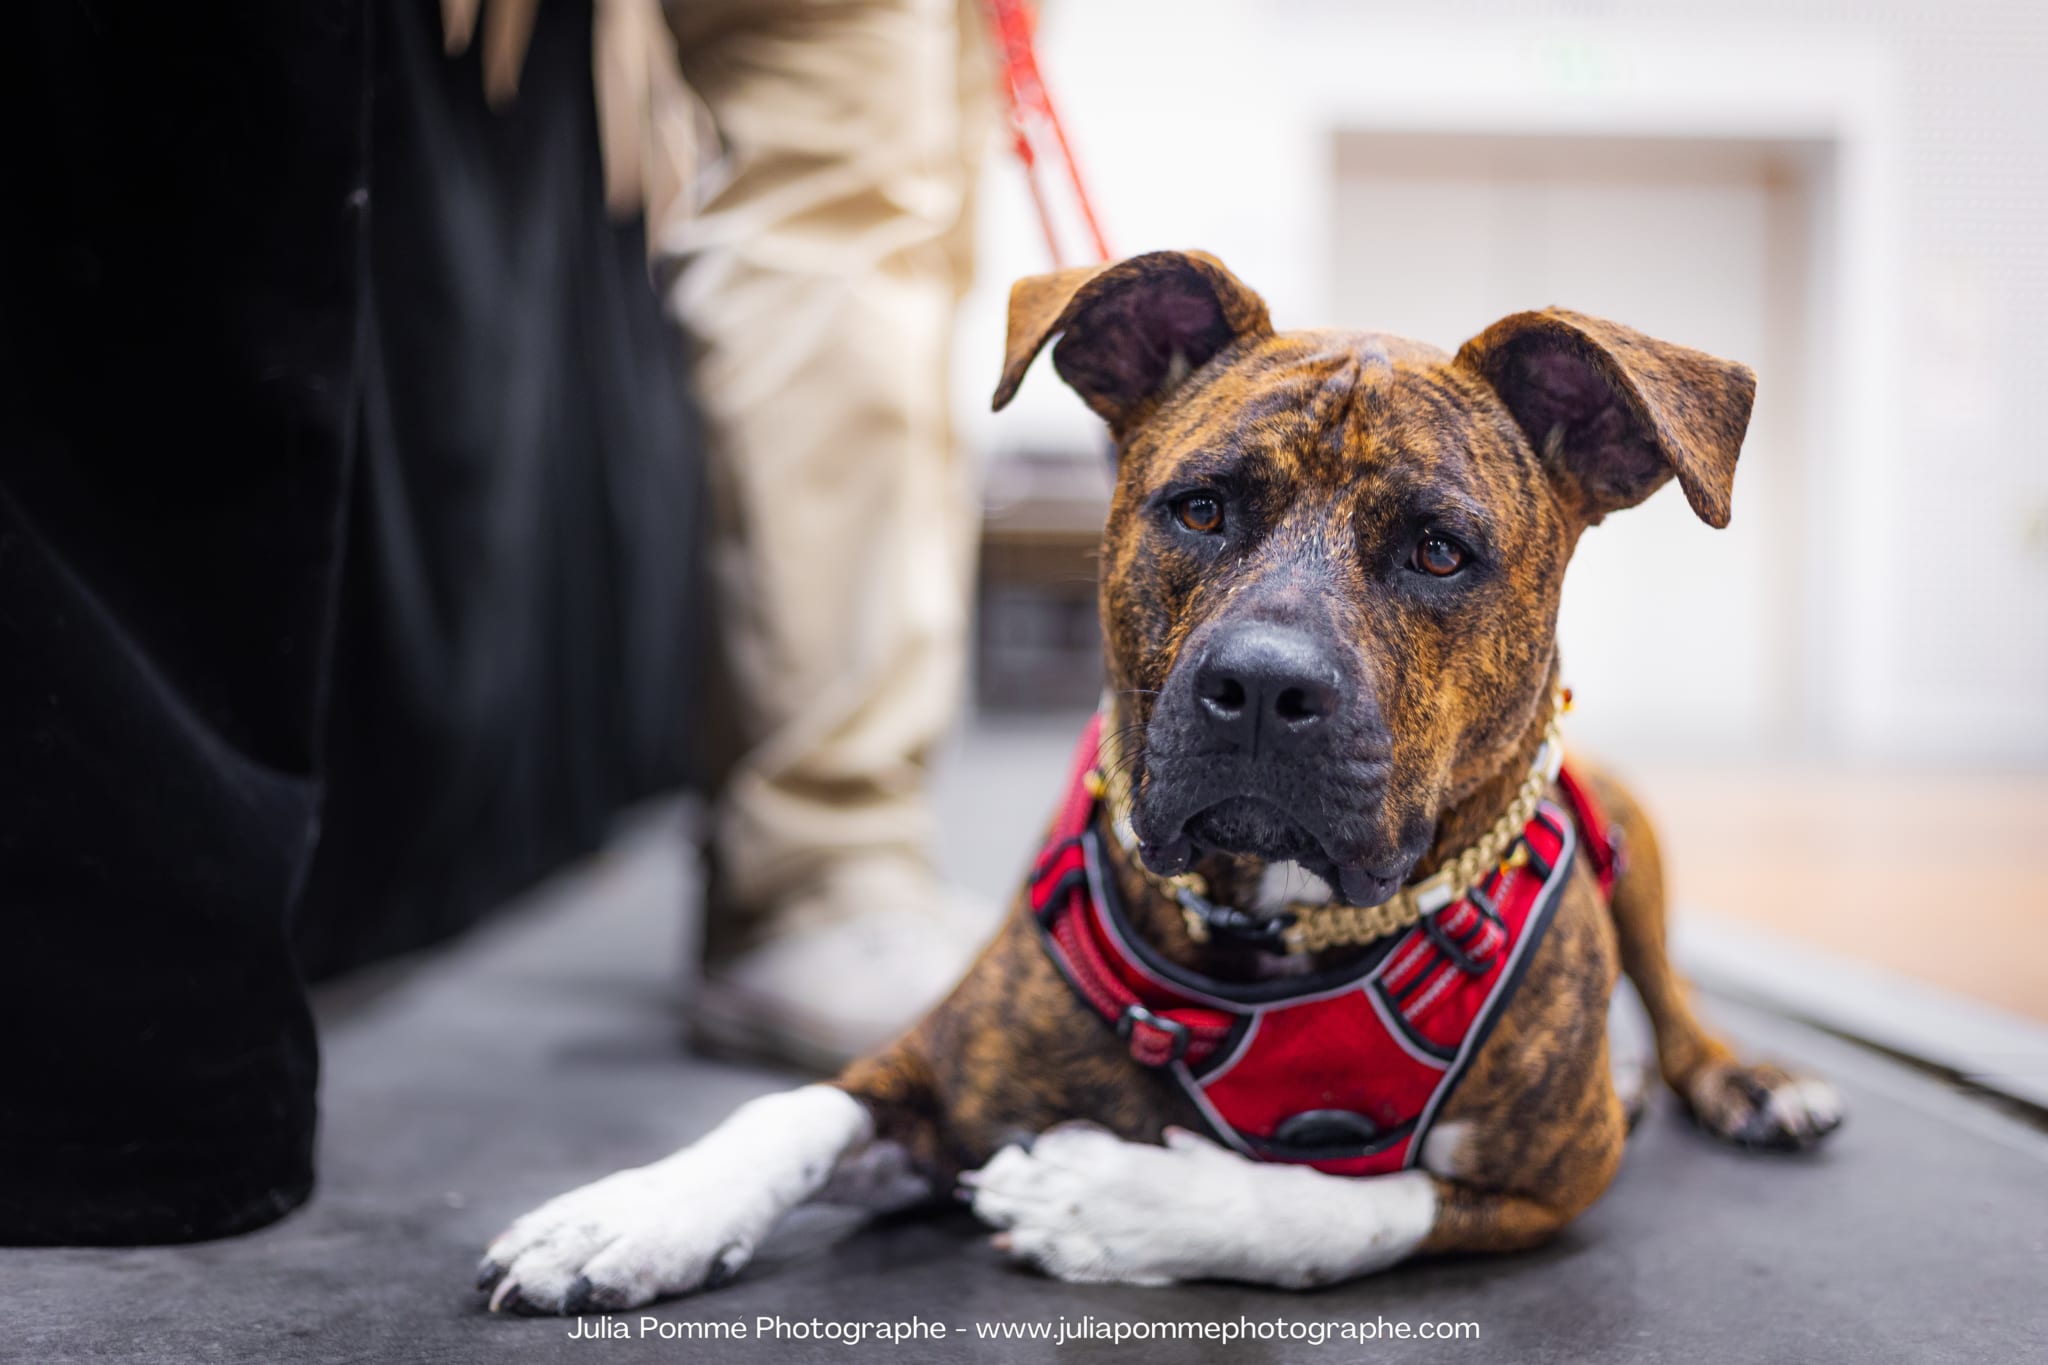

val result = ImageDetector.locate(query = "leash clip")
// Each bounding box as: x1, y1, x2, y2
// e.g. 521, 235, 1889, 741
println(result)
1176, 887, 1293, 951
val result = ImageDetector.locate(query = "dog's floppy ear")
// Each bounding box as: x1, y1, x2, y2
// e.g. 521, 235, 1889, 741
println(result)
1457, 309, 1755, 528
992, 250, 1273, 434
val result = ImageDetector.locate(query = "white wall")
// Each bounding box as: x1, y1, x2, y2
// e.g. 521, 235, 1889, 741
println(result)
956, 0, 2048, 767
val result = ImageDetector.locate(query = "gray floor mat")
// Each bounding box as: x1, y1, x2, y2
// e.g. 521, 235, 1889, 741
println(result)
9, 787, 2046, 1364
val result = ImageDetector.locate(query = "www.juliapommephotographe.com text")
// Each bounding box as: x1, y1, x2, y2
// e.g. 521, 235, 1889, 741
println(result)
567, 1312, 1481, 1346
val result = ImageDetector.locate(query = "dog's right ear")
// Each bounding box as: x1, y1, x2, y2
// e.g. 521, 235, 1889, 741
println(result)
992, 250, 1272, 436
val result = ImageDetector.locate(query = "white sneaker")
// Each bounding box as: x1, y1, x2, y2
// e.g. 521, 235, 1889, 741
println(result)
690, 871, 997, 1074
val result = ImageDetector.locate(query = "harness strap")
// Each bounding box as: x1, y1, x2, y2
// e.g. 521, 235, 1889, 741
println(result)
1553, 764, 1624, 896
1030, 715, 1234, 1068
1027, 712, 1108, 915
1046, 905, 1235, 1066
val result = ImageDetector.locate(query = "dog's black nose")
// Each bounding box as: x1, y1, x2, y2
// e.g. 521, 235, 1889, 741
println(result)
1192, 623, 1342, 754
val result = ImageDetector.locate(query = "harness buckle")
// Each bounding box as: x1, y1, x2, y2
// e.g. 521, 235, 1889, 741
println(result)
1117, 1004, 1191, 1066
1424, 903, 1491, 976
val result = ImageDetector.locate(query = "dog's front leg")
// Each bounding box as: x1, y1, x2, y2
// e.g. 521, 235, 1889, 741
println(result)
964, 1124, 1439, 1289
478, 1084, 882, 1314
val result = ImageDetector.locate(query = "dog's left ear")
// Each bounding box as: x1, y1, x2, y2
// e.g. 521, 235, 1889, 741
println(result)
1457, 309, 1755, 528
992, 250, 1273, 436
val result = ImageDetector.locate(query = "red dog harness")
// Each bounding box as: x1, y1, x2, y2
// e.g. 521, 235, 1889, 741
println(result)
1030, 715, 1620, 1177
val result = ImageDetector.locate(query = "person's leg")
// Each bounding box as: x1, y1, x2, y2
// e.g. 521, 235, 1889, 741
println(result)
659, 0, 994, 1067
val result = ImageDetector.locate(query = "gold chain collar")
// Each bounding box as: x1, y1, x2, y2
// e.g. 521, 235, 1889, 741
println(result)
1090, 683, 1569, 956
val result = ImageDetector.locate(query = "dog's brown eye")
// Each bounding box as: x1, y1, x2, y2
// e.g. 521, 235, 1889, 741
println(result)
1174, 494, 1225, 534
1412, 534, 1467, 577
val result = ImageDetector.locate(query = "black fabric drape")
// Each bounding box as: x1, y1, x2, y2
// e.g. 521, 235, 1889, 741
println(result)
1, 0, 700, 1244
293, 0, 702, 981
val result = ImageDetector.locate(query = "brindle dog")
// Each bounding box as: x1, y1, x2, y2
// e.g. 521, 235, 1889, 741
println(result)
478, 251, 1841, 1313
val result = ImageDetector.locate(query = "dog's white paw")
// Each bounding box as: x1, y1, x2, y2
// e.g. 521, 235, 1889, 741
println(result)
963, 1123, 1435, 1289
1768, 1076, 1845, 1140
963, 1123, 1229, 1286
476, 1085, 870, 1314
477, 1154, 768, 1314
1687, 1061, 1845, 1151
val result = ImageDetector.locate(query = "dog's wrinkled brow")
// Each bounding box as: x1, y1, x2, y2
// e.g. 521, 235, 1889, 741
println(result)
1399, 486, 1496, 554
1151, 443, 1252, 493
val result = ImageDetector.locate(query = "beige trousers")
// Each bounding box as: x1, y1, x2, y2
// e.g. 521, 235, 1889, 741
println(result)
657, 0, 994, 955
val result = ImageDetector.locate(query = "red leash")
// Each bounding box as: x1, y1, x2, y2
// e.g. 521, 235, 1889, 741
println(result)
983, 0, 1111, 266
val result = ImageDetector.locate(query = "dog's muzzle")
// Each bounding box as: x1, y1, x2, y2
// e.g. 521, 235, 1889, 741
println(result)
1134, 620, 1407, 902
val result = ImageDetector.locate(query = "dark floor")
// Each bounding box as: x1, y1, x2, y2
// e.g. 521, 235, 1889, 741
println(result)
10, 767, 2048, 1363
